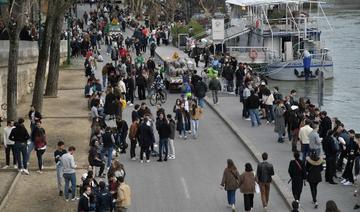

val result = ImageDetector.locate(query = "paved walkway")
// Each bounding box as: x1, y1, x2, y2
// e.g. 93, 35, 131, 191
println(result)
154, 42, 359, 211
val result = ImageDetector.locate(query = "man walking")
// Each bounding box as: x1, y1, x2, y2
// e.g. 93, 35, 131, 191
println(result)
256, 152, 275, 209
156, 113, 170, 162
61, 146, 78, 201
246, 90, 262, 127
208, 76, 221, 105
54, 141, 67, 196
3, 120, 16, 169
299, 120, 313, 161
9, 118, 30, 174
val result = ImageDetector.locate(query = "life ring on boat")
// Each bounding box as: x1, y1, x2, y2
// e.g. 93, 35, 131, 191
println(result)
249, 49, 258, 60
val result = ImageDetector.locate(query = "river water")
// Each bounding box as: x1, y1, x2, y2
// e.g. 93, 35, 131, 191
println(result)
269, 4, 360, 131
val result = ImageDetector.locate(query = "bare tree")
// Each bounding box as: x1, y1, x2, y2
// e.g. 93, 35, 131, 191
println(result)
32, 0, 74, 111
2, 0, 32, 121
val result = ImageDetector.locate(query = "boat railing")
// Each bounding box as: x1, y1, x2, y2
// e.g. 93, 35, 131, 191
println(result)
226, 46, 280, 63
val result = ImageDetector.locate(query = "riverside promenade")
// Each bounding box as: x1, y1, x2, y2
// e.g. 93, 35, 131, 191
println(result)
154, 45, 357, 212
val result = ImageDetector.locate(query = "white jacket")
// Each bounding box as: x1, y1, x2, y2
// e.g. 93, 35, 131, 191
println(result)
3, 126, 15, 146
262, 93, 274, 106
118, 80, 126, 94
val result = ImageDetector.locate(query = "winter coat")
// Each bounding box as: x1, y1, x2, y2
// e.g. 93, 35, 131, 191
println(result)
156, 119, 171, 139
175, 109, 190, 131
306, 156, 323, 183
208, 78, 221, 91
139, 122, 155, 147
288, 159, 306, 181
221, 168, 240, 191
274, 105, 286, 134
256, 161, 274, 183
194, 81, 207, 98
239, 171, 256, 194
168, 120, 176, 139
246, 94, 260, 110
190, 107, 203, 120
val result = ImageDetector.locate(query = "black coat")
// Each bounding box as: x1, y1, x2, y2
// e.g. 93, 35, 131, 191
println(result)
175, 109, 190, 131
306, 157, 323, 183
246, 94, 260, 109
156, 119, 171, 139
288, 159, 306, 180
322, 135, 339, 157
139, 122, 154, 147
9, 124, 30, 144
194, 81, 207, 98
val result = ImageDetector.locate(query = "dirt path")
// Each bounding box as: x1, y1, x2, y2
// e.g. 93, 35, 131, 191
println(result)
1, 68, 92, 212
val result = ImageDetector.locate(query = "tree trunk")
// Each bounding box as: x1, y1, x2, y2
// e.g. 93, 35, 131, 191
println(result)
44, 15, 64, 97
6, 1, 26, 121
32, 0, 56, 112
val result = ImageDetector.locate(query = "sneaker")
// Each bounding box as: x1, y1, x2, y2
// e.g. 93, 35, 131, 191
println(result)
245, 118, 251, 121
140, 160, 144, 163
157, 159, 163, 162
266, 121, 270, 124
164, 158, 167, 161
354, 204, 360, 209
37, 170, 42, 174
71, 197, 79, 201
65, 199, 69, 202
231, 204, 236, 210
59, 191, 63, 196
129, 103, 134, 106
343, 181, 353, 186
2, 165, 9, 169
146, 160, 150, 163
23, 169, 30, 175
314, 202, 318, 209
227, 204, 232, 208
13, 165, 17, 169
340, 179, 347, 184
131, 157, 137, 161
184, 136, 187, 140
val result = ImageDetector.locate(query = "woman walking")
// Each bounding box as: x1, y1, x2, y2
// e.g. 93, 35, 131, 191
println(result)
306, 151, 324, 209
175, 102, 189, 140
288, 151, 306, 202
32, 121, 46, 173
274, 100, 286, 143
221, 159, 240, 211
239, 163, 256, 212
190, 99, 203, 139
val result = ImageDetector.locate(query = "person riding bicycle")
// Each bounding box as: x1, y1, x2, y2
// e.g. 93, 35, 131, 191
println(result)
151, 72, 165, 94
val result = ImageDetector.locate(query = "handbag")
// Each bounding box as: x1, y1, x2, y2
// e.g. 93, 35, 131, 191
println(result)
255, 182, 260, 194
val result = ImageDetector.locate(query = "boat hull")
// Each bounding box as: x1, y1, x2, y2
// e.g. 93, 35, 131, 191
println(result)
266, 59, 334, 81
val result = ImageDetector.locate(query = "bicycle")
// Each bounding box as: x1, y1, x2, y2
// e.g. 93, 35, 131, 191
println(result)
149, 89, 167, 106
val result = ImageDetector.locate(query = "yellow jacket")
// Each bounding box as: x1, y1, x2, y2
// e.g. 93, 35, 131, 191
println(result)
116, 183, 131, 208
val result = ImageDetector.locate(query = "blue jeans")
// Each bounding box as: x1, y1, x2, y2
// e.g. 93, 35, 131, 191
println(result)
27, 141, 34, 163
302, 144, 310, 161
227, 190, 236, 205
14, 143, 27, 169
63, 173, 76, 199
102, 75, 107, 88
56, 164, 63, 192
266, 105, 275, 122
159, 138, 168, 160
198, 98, 205, 108
249, 109, 261, 127
191, 120, 199, 137
101, 147, 113, 167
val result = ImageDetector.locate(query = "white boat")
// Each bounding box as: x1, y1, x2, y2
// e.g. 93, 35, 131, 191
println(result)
224, 0, 334, 81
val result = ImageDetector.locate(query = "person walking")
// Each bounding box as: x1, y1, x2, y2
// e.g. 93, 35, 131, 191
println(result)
239, 163, 256, 212
54, 140, 67, 196
32, 121, 46, 173
61, 146, 78, 201
116, 176, 131, 212
175, 102, 189, 140
220, 159, 240, 211
88, 139, 105, 178
167, 114, 176, 159
96, 181, 113, 212
305, 151, 323, 209
129, 118, 139, 160
156, 113, 170, 162
288, 151, 306, 202
208, 76, 221, 105
194, 78, 207, 108
101, 127, 116, 168
274, 100, 286, 143
9, 118, 30, 175
139, 117, 154, 163
247, 90, 262, 127
341, 129, 358, 186
256, 152, 274, 209
322, 129, 339, 184
190, 99, 203, 139
308, 122, 322, 157
2, 120, 16, 169
299, 120, 313, 161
